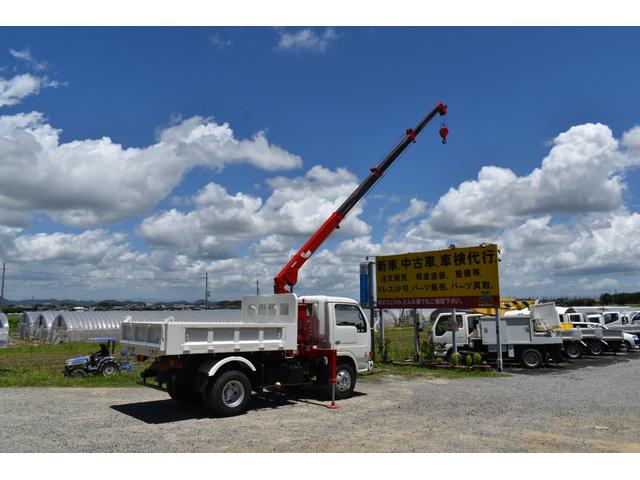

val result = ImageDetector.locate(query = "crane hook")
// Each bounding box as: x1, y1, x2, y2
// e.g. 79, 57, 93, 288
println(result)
439, 126, 449, 144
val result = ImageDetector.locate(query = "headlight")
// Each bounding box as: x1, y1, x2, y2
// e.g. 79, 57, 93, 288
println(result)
633, 335, 639, 341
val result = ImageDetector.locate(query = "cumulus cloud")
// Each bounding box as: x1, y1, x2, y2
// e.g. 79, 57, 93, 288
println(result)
429, 123, 640, 235
138, 165, 370, 259
0, 112, 302, 228
276, 28, 337, 53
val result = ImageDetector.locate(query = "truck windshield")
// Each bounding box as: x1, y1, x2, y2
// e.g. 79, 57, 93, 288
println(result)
434, 315, 463, 336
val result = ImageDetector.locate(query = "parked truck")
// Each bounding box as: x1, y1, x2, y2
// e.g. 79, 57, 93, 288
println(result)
121, 102, 450, 416
505, 302, 584, 359
430, 310, 564, 368
558, 310, 639, 354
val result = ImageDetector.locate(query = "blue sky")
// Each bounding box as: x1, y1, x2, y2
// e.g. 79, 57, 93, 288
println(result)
1, 27, 639, 301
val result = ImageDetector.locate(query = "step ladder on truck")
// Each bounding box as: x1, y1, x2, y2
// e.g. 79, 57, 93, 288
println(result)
120, 102, 450, 416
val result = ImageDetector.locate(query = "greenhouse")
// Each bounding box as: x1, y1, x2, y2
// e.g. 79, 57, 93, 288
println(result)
0, 313, 9, 348
49, 310, 240, 343
34, 311, 59, 342
20, 312, 42, 340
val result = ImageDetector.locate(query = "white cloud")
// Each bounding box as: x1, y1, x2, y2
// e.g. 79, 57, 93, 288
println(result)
9, 48, 48, 71
388, 198, 428, 224
11, 229, 129, 265
209, 34, 234, 50
0, 112, 302, 228
0, 73, 51, 107
429, 123, 640, 235
276, 28, 337, 53
138, 165, 370, 259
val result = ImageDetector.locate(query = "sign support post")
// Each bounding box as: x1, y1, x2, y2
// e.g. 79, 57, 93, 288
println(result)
495, 303, 503, 372
451, 307, 458, 356
367, 260, 375, 362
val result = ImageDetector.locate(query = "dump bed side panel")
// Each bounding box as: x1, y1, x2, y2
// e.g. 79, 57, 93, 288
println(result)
121, 294, 298, 357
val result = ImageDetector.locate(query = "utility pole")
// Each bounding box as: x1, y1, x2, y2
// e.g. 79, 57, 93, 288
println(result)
256, 280, 260, 295
204, 272, 209, 310
0, 261, 5, 314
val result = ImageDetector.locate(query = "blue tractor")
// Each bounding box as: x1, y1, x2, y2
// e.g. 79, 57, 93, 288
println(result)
63, 337, 132, 377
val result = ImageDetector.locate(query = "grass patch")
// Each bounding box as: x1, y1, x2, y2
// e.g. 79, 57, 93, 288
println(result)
360, 362, 509, 382
0, 341, 149, 387
380, 326, 419, 361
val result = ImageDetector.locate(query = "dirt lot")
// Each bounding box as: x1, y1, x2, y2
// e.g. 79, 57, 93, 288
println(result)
1, 353, 640, 452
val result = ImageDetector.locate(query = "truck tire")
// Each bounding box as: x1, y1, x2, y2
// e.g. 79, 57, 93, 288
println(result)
99, 361, 119, 377
587, 341, 604, 356
325, 363, 356, 400
206, 370, 252, 417
564, 342, 582, 360
617, 341, 631, 353
520, 349, 542, 369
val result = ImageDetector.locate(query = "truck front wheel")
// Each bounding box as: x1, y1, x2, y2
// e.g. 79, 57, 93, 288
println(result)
206, 370, 252, 417
325, 363, 356, 400
520, 349, 542, 369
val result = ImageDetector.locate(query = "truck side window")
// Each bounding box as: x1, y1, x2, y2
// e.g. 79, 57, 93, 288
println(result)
604, 313, 618, 324
335, 304, 367, 333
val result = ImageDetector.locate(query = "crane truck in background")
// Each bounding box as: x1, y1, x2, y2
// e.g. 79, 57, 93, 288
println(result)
430, 310, 564, 369
121, 102, 449, 416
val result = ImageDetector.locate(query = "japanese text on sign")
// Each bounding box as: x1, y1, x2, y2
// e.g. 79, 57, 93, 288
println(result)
375, 244, 500, 309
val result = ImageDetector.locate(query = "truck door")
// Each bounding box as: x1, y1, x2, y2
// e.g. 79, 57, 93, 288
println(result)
333, 303, 370, 371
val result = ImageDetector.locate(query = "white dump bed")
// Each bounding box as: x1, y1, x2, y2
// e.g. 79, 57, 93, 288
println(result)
478, 317, 563, 346
121, 294, 298, 357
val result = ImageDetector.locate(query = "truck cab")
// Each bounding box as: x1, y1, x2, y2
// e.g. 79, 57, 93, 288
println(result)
297, 295, 373, 374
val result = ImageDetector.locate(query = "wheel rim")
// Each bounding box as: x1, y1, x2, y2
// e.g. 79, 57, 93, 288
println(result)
524, 352, 539, 366
222, 380, 245, 408
590, 344, 602, 355
103, 365, 116, 376
567, 345, 579, 358
336, 369, 352, 393
619, 343, 629, 353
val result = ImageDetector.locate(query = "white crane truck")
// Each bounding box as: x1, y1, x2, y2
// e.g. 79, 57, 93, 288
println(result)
430, 310, 564, 368
121, 103, 450, 416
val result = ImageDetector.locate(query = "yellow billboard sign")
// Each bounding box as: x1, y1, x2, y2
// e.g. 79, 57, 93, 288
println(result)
375, 244, 500, 309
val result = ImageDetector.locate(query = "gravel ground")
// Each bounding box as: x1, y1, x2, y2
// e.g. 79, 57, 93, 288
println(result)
2, 353, 640, 452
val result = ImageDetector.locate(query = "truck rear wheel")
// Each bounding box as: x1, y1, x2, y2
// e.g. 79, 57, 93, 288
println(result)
520, 349, 542, 369
564, 342, 582, 360
587, 341, 604, 356
206, 370, 252, 417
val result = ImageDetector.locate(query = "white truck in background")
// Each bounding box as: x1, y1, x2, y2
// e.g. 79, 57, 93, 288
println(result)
122, 294, 372, 416
558, 310, 640, 354
429, 310, 564, 368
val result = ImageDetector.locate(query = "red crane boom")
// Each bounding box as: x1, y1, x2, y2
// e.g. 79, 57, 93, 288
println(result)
273, 102, 448, 294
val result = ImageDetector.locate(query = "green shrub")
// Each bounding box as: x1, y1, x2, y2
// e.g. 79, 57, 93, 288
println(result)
472, 352, 482, 365
450, 352, 460, 366
420, 338, 435, 363
435, 357, 443, 365
465, 354, 472, 367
